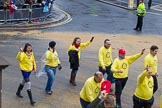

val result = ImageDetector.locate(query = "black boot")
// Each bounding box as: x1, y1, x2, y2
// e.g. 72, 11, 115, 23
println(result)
69, 73, 73, 83
71, 74, 77, 86
27, 90, 36, 106
16, 84, 24, 98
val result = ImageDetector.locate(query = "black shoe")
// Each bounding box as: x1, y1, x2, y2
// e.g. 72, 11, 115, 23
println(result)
71, 82, 77, 86
30, 101, 36, 106
16, 92, 23, 98
133, 28, 137, 30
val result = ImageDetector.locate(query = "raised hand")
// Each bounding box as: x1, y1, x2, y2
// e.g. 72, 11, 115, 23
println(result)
90, 37, 94, 42
58, 64, 62, 70
141, 48, 145, 55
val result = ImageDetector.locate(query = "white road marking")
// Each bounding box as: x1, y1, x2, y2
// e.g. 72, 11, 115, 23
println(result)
147, 11, 162, 16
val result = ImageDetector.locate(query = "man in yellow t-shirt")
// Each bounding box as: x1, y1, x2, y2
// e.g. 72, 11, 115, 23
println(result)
143, 45, 158, 94
111, 48, 145, 108
133, 66, 154, 108
80, 71, 103, 108
98, 39, 114, 83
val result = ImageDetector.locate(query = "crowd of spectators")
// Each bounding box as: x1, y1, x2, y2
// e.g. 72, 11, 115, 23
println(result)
0, 0, 54, 9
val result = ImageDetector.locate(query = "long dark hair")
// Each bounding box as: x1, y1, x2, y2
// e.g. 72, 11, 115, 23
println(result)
72, 37, 80, 45
23, 43, 32, 52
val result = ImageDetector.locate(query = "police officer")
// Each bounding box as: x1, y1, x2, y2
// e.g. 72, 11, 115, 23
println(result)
134, 0, 146, 31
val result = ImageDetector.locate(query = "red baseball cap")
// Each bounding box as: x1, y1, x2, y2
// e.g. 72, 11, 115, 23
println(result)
119, 48, 126, 55
101, 80, 112, 93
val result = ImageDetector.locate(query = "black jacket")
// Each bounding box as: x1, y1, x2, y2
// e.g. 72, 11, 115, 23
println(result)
68, 50, 79, 70
87, 97, 104, 108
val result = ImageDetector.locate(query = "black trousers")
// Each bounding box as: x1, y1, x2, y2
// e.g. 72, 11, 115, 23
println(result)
115, 77, 128, 105
135, 16, 143, 31
99, 64, 114, 83
152, 75, 158, 94
148, 0, 152, 8
133, 96, 153, 108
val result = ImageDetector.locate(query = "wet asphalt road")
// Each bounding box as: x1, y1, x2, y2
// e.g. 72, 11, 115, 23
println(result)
43, 0, 162, 35
0, 33, 101, 108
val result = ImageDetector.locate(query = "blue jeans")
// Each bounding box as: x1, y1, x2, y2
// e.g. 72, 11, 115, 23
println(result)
44, 66, 56, 92
80, 98, 90, 108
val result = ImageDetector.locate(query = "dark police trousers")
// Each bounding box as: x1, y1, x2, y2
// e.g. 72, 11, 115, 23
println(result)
135, 16, 143, 31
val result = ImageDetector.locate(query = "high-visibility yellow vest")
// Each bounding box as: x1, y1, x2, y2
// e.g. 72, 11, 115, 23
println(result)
136, 3, 146, 16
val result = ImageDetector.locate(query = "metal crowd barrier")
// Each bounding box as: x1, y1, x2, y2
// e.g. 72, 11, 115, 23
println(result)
0, 4, 52, 23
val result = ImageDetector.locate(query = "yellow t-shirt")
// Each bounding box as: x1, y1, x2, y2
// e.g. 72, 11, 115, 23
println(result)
98, 46, 113, 68
143, 54, 158, 75
134, 70, 153, 100
16, 52, 36, 72
45, 50, 61, 67
80, 76, 103, 102
111, 53, 141, 78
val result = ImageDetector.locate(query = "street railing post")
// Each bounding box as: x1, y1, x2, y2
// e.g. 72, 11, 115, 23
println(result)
3, 4, 7, 24
28, 4, 32, 24
0, 57, 9, 108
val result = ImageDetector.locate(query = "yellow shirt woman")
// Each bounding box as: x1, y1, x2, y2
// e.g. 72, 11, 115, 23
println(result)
16, 50, 36, 72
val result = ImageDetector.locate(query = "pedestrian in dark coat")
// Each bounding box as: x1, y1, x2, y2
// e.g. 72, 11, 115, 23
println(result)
68, 37, 94, 86
68, 50, 79, 71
